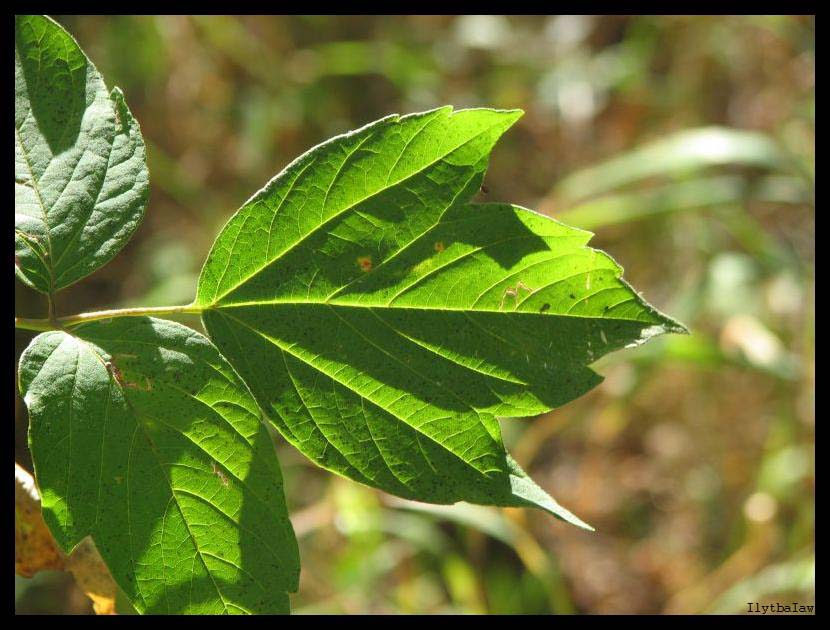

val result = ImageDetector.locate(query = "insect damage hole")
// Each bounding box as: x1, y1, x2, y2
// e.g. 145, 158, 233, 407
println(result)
104, 361, 126, 388
211, 461, 230, 488
104, 359, 152, 391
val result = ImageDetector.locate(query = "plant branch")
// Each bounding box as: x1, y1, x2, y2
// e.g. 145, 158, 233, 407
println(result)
15, 303, 203, 332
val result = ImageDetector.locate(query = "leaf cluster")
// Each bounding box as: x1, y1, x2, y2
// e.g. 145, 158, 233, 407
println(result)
15, 15, 685, 615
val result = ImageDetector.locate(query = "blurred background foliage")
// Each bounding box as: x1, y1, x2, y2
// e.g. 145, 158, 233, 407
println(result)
15, 15, 814, 614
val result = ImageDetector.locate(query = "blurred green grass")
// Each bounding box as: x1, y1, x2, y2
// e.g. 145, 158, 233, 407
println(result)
15, 15, 814, 615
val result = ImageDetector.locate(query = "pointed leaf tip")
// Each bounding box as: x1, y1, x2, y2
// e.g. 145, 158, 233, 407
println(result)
196, 109, 684, 530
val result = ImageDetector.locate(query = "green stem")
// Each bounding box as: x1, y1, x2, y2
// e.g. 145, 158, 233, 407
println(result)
15, 303, 203, 332
14, 317, 57, 333
47, 290, 56, 325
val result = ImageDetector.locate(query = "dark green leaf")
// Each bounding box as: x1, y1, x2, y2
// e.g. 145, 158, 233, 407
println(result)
19, 317, 299, 614
15, 15, 148, 293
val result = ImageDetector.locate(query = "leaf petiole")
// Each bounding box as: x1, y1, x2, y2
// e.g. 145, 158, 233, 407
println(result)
14, 303, 203, 332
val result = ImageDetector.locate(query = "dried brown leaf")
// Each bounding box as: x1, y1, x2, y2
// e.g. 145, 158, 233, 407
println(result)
15, 464, 118, 615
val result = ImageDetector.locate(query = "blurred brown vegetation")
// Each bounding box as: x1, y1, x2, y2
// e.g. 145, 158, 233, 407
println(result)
15, 15, 814, 614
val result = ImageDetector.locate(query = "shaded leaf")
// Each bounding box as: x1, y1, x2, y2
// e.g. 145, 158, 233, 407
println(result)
197, 107, 686, 529
14, 15, 148, 293
19, 318, 299, 614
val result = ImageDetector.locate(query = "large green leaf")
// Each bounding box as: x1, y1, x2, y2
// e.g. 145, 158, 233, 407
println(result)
18, 317, 299, 614
196, 107, 687, 529
14, 15, 148, 293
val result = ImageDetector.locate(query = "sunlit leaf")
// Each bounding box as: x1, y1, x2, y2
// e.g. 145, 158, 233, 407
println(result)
197, 107, 687, 530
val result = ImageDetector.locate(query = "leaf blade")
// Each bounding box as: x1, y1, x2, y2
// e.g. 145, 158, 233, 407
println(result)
14, 15, 148, 293
198, 108, 687, 529
19, 318, 300, 614
196, 106, 522, 306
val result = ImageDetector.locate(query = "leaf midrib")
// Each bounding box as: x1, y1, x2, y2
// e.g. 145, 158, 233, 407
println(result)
208, 299, 658, 327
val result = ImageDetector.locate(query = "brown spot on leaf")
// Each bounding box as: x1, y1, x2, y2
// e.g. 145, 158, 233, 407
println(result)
212, 461, 230, 488
104, 361, 125, 387
125, 376, 152, 391
357, 256, 373, 272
